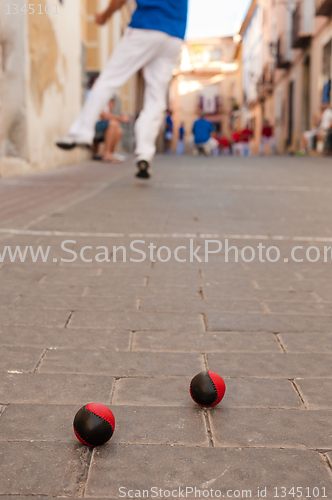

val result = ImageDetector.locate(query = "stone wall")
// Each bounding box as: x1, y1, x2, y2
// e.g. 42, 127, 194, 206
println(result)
0, 0, 85, 177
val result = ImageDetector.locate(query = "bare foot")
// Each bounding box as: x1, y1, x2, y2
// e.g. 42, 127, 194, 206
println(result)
102, 154, 122, 163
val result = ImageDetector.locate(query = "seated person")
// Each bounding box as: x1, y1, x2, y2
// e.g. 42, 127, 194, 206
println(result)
300, 112, 321, 154
240, 125, 253, 156
320, 103, 332, 154
93, 99, 130, 162
260, 120, 275, 155
192, 113, 218, 156
232, 130, 242, 155
220, 136, 231, 155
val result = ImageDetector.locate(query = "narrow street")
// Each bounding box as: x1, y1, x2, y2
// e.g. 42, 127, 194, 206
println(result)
0, 155, 332, 497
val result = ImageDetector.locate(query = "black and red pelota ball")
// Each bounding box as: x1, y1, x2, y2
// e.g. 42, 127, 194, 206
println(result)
190, 371, 226, 407
73, 403, 115, 446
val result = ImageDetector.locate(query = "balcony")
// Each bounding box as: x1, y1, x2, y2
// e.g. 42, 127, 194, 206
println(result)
256, 64, 274, 98
292, 0, 314, 48
316, 0, 332, 15
276, 35, 292, 69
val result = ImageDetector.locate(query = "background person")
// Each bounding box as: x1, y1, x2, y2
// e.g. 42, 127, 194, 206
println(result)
176, 122, 186, 155
56, 0, 188, 179
319, 102, 332, 154
192, 113, 218, 156
260, 119, 275, 155
232, 129, 242, 155
219, 136, 231, 155
300, 112, 321, 154
165, 111, 174, 154
240, 124, 253, 156
93, 99, 130, 162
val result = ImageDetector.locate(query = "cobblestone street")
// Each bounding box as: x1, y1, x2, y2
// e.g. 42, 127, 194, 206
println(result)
0, 155, 332, 499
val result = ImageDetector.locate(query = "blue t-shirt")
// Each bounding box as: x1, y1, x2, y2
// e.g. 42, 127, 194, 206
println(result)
192, 119, 214, 144
166, 115, 173, 132
129, 0, 188, 40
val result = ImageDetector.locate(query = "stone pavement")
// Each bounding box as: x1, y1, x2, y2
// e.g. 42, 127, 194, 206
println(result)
0, 155, 332, 499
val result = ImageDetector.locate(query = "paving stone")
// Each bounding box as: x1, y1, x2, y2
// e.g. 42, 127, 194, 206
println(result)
0, 346, 44, 373
131, 286, 201, 299
35, 267, 100, 278
209, 408, 332, 449
132, 331, 280, 352
85, 445, 332, 497
112, 377, 192, 406
0, 326, 131, 350
255, 279, 332, 294
0, 497, 62, 500
46, 266, 150, 278
33, 284, 88, 296
0, 441, 87, 495
296, 379, 332, 409
0, 308, 71, 328
16, 294, 139, 311
39, 350, 205, 377
42, 274, 146, 287
254, 289, 318, 302
0, 404, 75, 441
317, 290, 332, 301
0, 294, 19, 307
207, 353, 332, 378
0, 266, 45, 284
202, 279, 255, 294
222, 378, 303, 408
199, 264, 253, 280
141, 297, 263, 312
266, 301, 332, 315
205, 312, 332, 332
280, 332, 332, 353
204, 286, 320, 303
112, 377, 302, 408
69, 311, 205, 331
0, 372, 114, 404
112, 406, 209, 446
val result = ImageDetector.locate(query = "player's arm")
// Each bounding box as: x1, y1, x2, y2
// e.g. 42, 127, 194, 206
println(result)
95, 0, 127, 25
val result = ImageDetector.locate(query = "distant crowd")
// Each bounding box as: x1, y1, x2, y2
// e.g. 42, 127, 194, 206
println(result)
84, 75, 332, 161
164, 111, 275, 157
165, 106, 332, 158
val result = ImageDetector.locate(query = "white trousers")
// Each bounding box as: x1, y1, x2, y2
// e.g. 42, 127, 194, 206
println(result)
260, 136, 275, 155
232, 143, 242, 156
241, 142, 251, 157
70, 29, 182, 161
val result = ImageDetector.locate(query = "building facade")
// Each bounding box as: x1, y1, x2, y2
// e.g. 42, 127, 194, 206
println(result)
239, 0, 332, 154
170, 37, 240, 149
0, 0, 140, 177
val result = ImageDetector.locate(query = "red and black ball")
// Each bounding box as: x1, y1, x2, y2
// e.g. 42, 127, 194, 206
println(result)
73, 403, 115, 447
190, 371, 226, 407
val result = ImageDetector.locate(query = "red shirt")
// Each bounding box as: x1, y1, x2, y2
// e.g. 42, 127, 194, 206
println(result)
241, 128, 253, 143
262, 126, 273, 137
220, 137, 230, 147
232, 132, 240, 143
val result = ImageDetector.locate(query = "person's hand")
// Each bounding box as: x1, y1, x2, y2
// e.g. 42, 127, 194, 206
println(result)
121, 115, 130, 123
95, 11, 107, 25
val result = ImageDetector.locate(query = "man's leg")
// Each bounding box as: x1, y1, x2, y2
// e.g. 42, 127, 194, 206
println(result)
57, 29, 172, 148
134, 35, 182, 176
268, 137, 275, 155
103, 121, 124, 161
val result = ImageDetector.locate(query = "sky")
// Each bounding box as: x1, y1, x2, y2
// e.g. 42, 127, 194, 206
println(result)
185, 0, 252, 39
